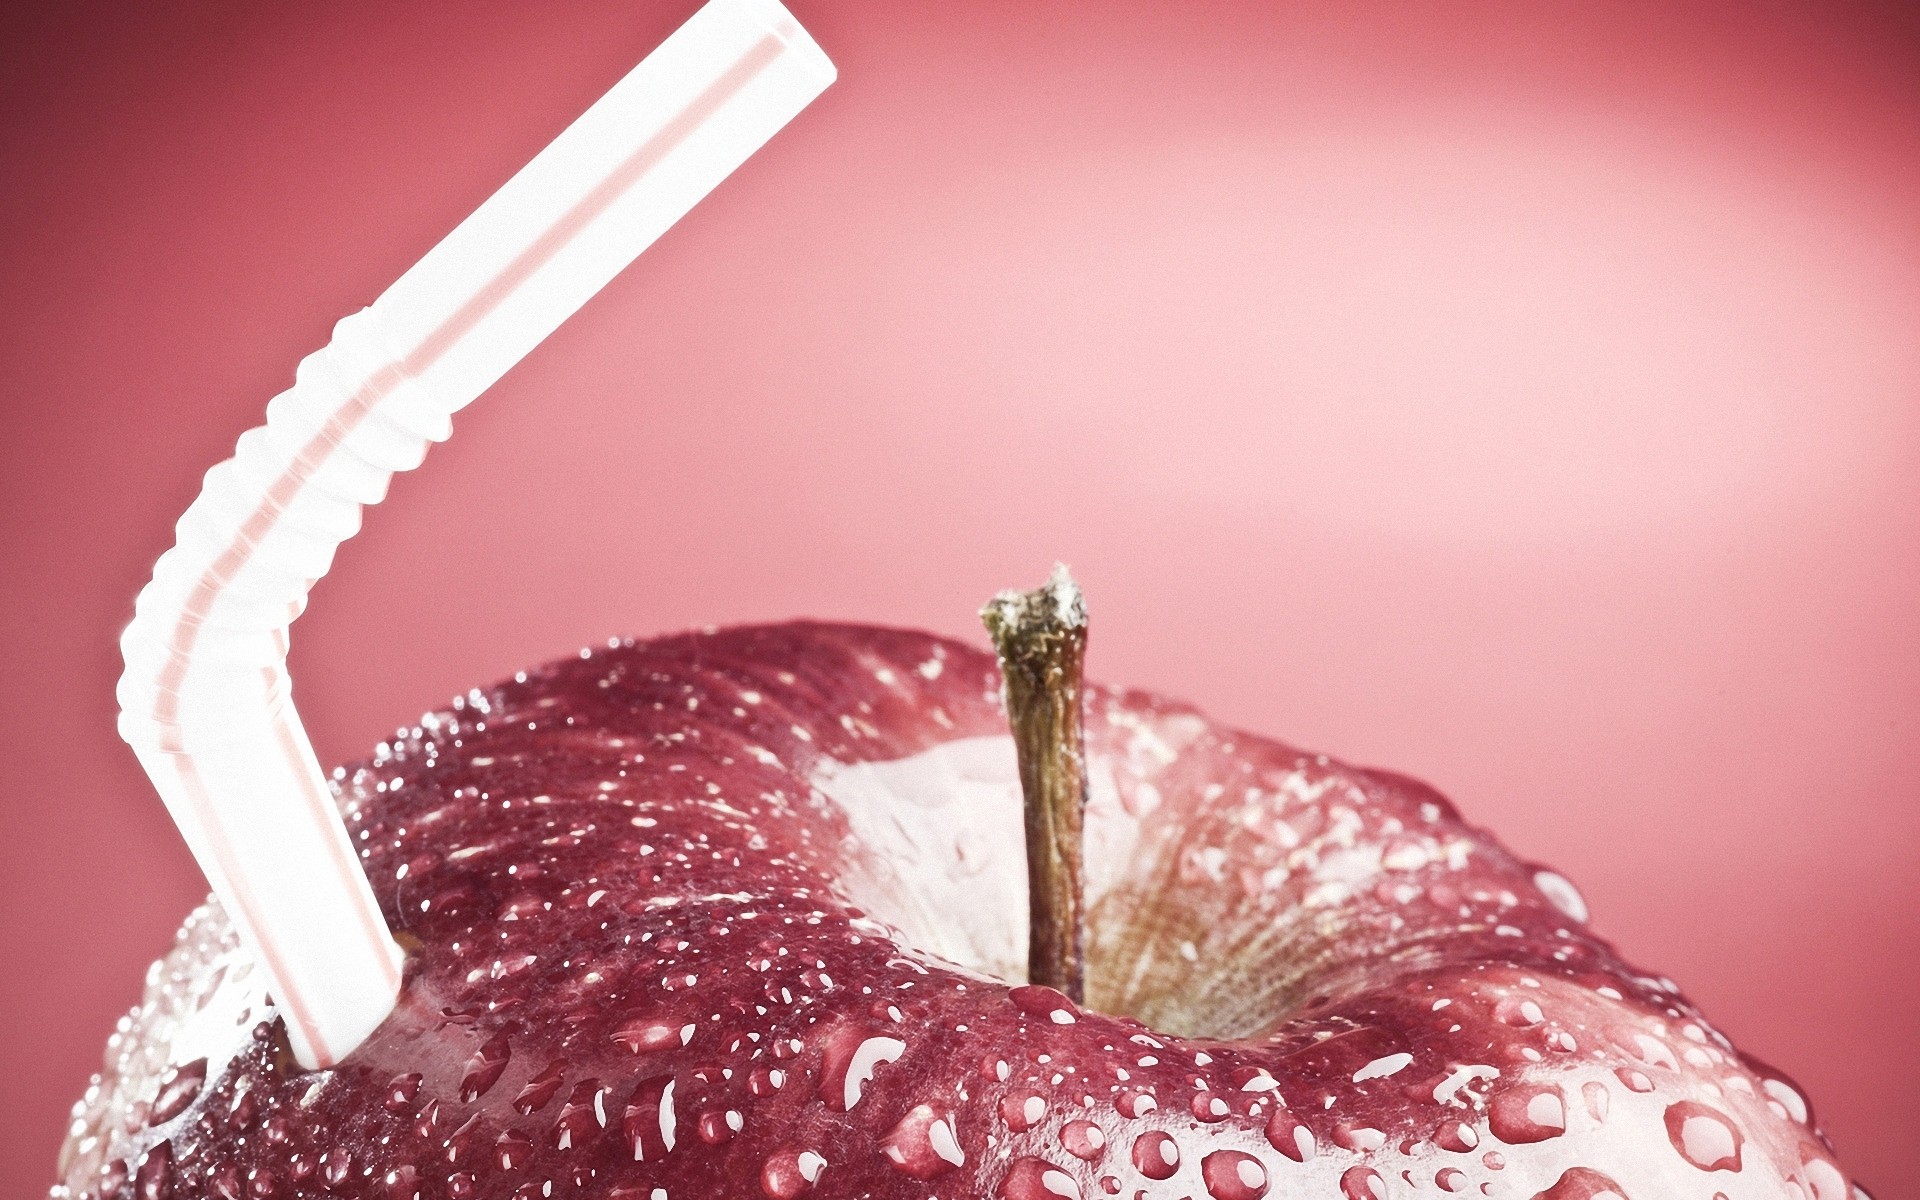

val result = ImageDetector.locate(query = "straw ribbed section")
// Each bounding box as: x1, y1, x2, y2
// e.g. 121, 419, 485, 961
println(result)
113, 0, 835, 1069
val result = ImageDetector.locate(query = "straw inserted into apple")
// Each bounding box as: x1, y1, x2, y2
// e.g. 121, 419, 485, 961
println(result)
113, 0, 837, 1070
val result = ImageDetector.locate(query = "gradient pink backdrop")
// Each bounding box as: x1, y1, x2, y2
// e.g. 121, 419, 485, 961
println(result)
3, 0, 1916, 1193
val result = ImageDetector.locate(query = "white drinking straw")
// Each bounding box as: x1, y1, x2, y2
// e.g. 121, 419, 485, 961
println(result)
115, 0, 835, 1070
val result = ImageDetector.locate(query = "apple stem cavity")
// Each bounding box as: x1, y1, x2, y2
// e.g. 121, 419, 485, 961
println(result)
981, 563, 1090, 1004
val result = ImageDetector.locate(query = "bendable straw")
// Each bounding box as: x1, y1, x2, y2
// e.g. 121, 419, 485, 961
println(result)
115, 0, 835, 1070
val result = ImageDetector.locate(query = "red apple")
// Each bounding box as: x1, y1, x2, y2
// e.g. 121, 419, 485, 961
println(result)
57, 622, 1862, 1199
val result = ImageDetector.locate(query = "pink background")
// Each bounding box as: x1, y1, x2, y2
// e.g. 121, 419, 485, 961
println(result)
3, 0, 1916, 1192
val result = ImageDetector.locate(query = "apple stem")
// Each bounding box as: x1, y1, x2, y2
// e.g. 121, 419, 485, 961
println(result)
981, 564, 1090, 1004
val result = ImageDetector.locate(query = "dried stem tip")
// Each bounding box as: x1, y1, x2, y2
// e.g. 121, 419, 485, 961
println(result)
980, 563, 1090, 1004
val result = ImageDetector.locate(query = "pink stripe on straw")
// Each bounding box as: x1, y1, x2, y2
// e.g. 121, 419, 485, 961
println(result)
142, 33, 786, 1054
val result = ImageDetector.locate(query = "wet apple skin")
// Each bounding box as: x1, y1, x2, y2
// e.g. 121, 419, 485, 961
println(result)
58, 623, 1853, 1200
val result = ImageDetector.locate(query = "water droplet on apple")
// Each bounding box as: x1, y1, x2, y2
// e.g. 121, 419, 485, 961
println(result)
513, 1061, 567, 1114
1202, 1150, 1268, 1200
1801, 1157, 1848, 1200
320, 1150, 351, 1188
881, 1103, 964, 1179
1579, 1079, 1611, 1123
1191, 1092, 1232, 1122
148, 1059, 206, 1126
623, 1074, 676, 1161
1001, 1089, 1047, 1131
820, 1032, 906, 1111
1009, 985, 1079, 1025
697, 1108, 741, 1145
1265, 1107, 1314, 1162
382, 1073, 422, 1116
1437, 1168, 1468, 1192
1131, 1131, 1180, 1180
613, 1016, 686, 1054
1340, 1166, 1386, 1200
1613, 1067, 1652, 1093
1630, 1034, 1677, 1071
461, 1032, 512, 1102
554, 1079, 609, 1149
1116, 1090, 1157, 1118
748, 1067, 785, 1096
1061, 1119, 1105, 1161
381, 1166, 421, 1200
760, 1148, 827, 1199
494, 1128, 533, 1171
1664, 1101, 1742, 1172
1334, 1123, 1386, 1151
1763, 1078, 1809, 1124
1434, 1120, 1479, 1152
1489, 1084, 1566, 1144
1533, 870, 1589, 922
999, 1157, 1081, 1200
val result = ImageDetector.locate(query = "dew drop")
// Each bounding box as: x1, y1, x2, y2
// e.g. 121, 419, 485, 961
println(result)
1009, 985, 1079, 1025
1202, 1150, 1268, 1200
1001, 1089, 1047, 1131
148, 1060, 207, 1125
999, 1157, 1082, 1200
1265, 1107, 1314, 1162
1115, 1090, 1157, 1118
623, 1075, 677, 1162
613, 1017, 685, 1055
461, 1032, 513, 1102
135, 1141, 173, 1200
1582, 1080, 1610, 1123
697, 1109, 739, 1145
1061, 1120, 1106, 1161
514, 1062, 567, 1115
1663, 1101, 1742, 1172
1489, 1084, 1566, 1144
749, 1067, 785, 1096
1435, 1121, 1479, 1153
495, 1128, 533, 1171
555, 1079, 610, 1150
414, 1099, 444, 1140
383, 1073, 422, 1116
1763, 1079, 1810, 1124
1192, 1092, 1232, 1122
1340, 1166, 1386, 1200
208, 1161, 241, 1200
821, 1033, 906, 1111
1614, 1067, 1652, 1093
882, 1103, 965, 1179
1131, 1131, 1180, 1180
1630, 1034, 1677, 1071
381, 1166, 421, 1200
1437, 1168, 1468, 1192
1533, 871, 1589, 922
321, 1151, 352, 1189
1334, 1123, 1386, 1152
1801, 1156, 1847, 1200
760, 1148, 827, 1199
